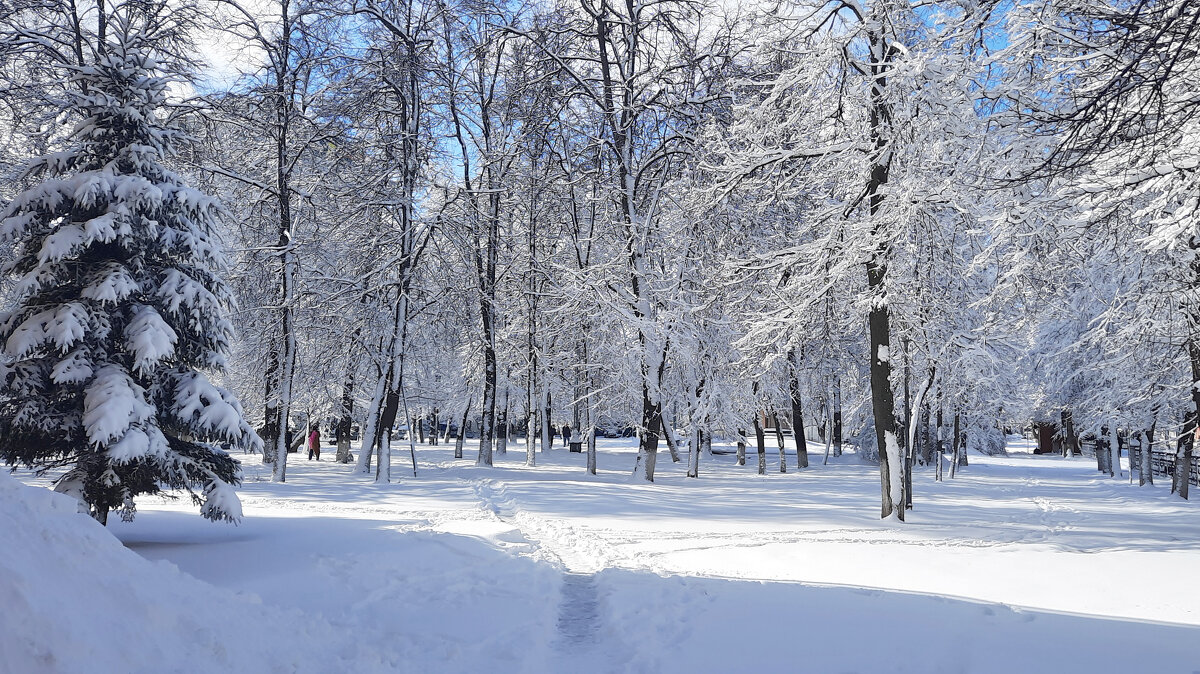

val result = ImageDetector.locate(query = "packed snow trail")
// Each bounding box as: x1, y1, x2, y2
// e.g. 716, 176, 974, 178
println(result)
468, 477, 634, 672
554, 573, 601, 646
469, 477, 615, 572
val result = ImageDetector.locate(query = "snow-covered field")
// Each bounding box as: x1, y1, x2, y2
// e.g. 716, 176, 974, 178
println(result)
5, 437, 1200, 673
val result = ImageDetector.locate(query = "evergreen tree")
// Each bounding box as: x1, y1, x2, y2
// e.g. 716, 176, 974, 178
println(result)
0, 26, 259, 524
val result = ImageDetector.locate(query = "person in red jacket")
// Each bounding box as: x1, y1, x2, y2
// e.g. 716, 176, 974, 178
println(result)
308, 424, 321, 461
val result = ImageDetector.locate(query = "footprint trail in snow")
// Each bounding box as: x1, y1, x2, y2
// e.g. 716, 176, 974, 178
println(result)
555, 572, 601, 647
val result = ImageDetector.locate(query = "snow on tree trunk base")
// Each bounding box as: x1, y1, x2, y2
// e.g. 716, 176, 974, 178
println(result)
883, 431, 905, 522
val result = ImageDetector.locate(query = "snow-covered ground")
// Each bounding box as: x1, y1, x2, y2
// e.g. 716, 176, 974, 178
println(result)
5, 436, 1200, 673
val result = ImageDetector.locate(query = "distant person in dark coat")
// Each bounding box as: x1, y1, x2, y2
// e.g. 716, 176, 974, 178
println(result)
308, 424, 321, 461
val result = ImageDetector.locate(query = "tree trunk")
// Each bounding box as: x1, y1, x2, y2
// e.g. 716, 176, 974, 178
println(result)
1107, 416, 1119, 478
526, 180, 540, 465
539, 380, 552, 454
376, 429, 391, 484
477, 339, 496, 466
1100, 425, 1115, 473
583, 381, 597, 475
356, 369, 386, 473
772, 413, 787, 474
903, 339, 911, 462
687, 428, 699, 478
495, 387, 509, 456
400, 388, 419, 478
544, 390, 554, 450
754, 413, 767, 475
269, 35, 299, 484
527, 369, 538, 467
823, 396, 833, 466
379, 383, 402, 458
261, 344, 279, 465
269, 235, 297, 484
455, 399, 471, 460
869, 309, 900, 518
632, 387, 662, 482
918, 404, 933, 465
91, 504, 109, 526
474, 184, 499, 467
833, 377, 843, 457
361, 283, 414, 475
270, 313, 295, 483
585, 430, 597, 474
936, 403, 944, 455
949, 410, 961, 479
865, 23, 901, 520
1062, 407, 1078, 457
507, 402, 514, 448
934, 408, 943, 481
934, 425, 944, 482
661, 414, 682, 463
904, 370, 934, 510
1179, 341, 1200, 499
526, 407, 538, 466
788, 351, 809, 469
1141, 423, 1155, 486
335, 361, 355, 463
373, 385, 401, 481
1177, 413, 1194, 500
1135, 430, 1145, 486
1179, 440, 1192, 499
817, 404, 826, 443
959, 424, 969, 467
904, 442, 914, 510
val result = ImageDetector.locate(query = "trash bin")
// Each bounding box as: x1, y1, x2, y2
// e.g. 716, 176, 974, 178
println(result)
569, 441, 582, 453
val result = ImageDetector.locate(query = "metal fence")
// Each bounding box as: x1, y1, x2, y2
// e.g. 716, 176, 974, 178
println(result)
1084, 440, 1200, 486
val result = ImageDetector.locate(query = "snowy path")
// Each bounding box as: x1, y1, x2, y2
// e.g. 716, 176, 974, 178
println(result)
466, 476, 635, 672
554, 573, 600, 647
10, 437, 1200, 672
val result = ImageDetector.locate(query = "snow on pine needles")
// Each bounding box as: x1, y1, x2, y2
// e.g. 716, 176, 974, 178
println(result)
0, 29, 259, 525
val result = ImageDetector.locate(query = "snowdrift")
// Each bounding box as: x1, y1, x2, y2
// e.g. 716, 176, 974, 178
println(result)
0, 472, 364, 674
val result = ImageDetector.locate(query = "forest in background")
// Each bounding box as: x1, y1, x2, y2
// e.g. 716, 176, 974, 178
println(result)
2, 0, 1198, 520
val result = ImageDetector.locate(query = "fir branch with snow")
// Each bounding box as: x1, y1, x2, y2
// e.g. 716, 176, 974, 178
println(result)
0, 29, 260, 524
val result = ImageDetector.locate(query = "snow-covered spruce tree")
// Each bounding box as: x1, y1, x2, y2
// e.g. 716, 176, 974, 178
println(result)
0, 34, 259, 524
